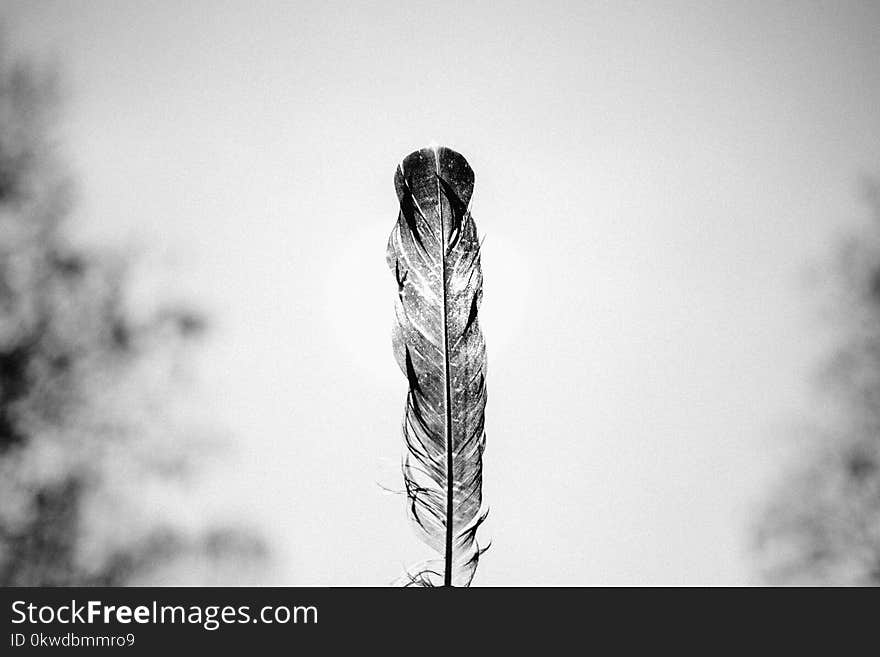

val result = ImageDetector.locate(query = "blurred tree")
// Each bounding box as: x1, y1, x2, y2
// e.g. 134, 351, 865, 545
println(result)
756, 181, 880, 585
0, 43, 268, 585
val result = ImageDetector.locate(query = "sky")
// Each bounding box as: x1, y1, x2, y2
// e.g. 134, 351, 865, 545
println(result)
6, 0, 880, 584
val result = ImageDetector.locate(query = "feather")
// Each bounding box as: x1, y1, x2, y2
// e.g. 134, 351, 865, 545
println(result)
386, 145, 488, 587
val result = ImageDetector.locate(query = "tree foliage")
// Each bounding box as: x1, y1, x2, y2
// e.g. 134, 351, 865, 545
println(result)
0, 45, 267, 585
756, 182, 880, 585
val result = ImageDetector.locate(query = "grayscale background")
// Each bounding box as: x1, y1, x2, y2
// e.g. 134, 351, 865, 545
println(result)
4, 0, 880, 585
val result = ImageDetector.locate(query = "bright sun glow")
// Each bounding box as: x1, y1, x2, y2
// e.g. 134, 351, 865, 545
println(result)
323, 224, 530, 381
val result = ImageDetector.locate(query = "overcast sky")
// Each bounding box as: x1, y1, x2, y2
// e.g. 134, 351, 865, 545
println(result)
7, 0, 880, 584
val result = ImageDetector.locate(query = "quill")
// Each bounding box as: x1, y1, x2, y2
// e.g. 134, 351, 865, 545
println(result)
386, 145, 488, 587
